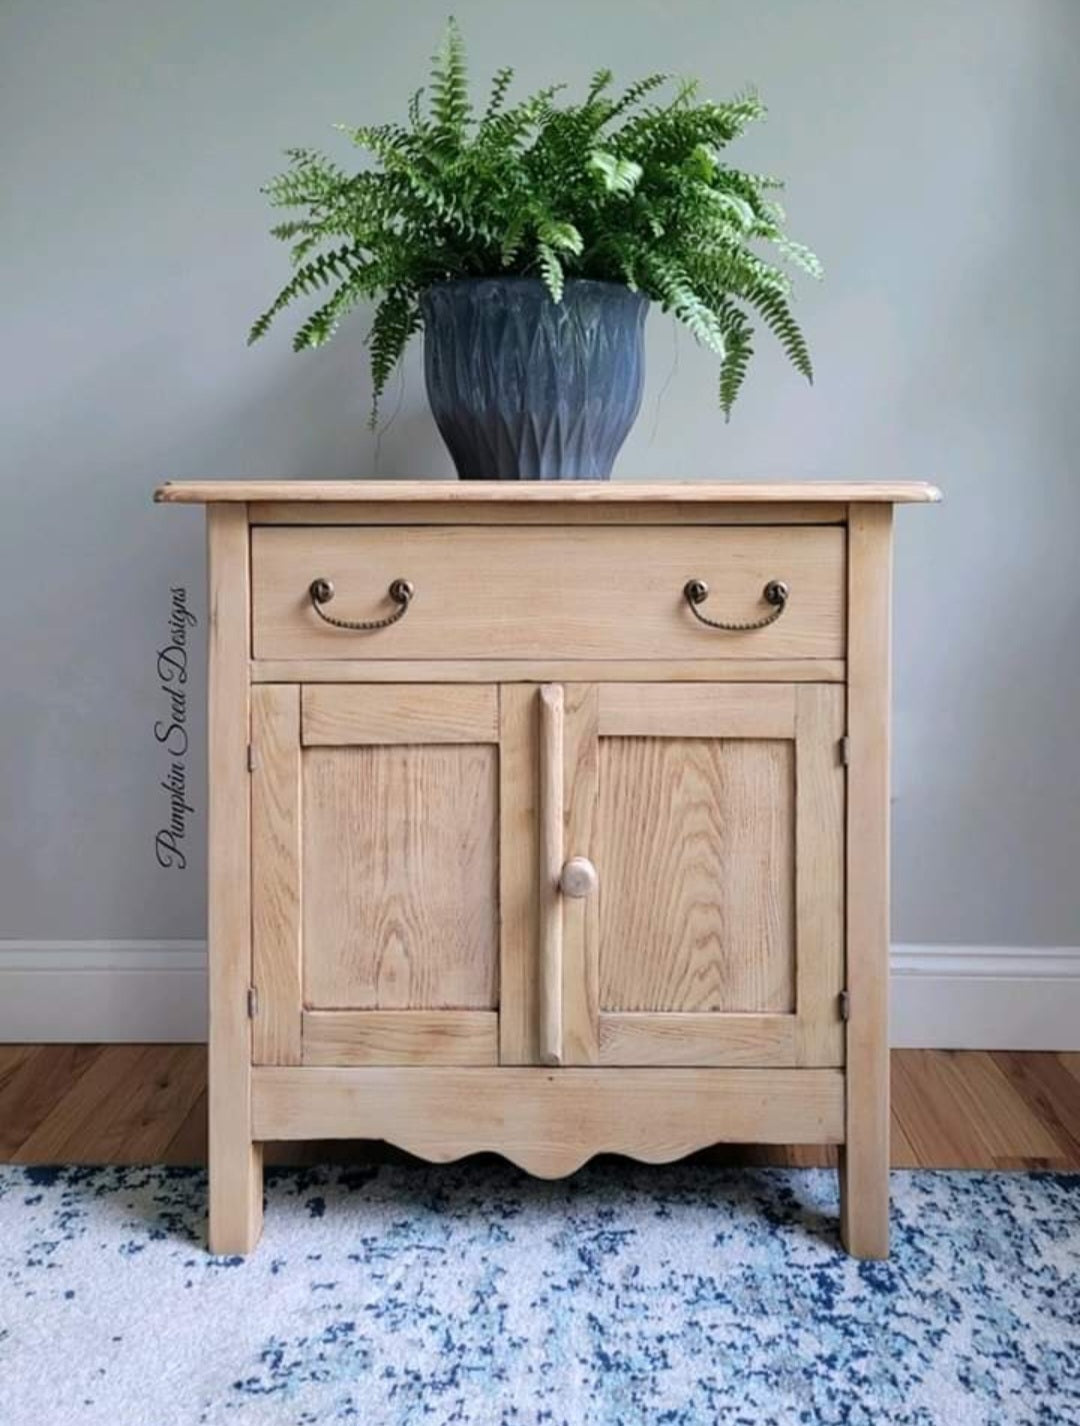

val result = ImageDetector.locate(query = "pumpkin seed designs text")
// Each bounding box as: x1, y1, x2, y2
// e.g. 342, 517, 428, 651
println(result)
154, 587, 196, 869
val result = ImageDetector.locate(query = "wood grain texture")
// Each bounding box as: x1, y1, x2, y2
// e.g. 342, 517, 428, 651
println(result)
251, 684, 302, 1065
248, 501, 848, 525
7, 1048, 1079, 1172
598, 735, 795, 1014
157, 479, 941, 504
301, 1011, 498, 1066
253, 659, 847, 684
538, 685, 565, 1066
561, 684, 601, 1064
498, 685, 540, 1064
840, 504, 893, 1258
598, 1013, 797, 1066
0, 1045, 33, 1084
0, 1045, 104, 1156
206, 503, 263, 1253
893, 1051, 1064, 1168
302, 684, 498, 746
989, 1050, 1080, 1162
598, 683, 796, 738
302, 743, 499, 1010
14, 1045, 205, 1163
250, 525, 847, 662
251, 1066, 846, 1171
161, 1087, 209, 1166
794, 685, 846, 1066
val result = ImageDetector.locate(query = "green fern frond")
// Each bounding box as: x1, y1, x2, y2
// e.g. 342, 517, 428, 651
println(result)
499, 209, 528, 266
699, 184, 757, 232
715, 303, 754, 419
536, 242, 564, 301
269, 219, 314, 242
537, 219, 583, 256
605, 71, 670, 122
289, 235, 321, 267
247, 245, 361, 345
586, 68, 613, 103
292, 273, 371, 350
588, 150, 642, 196
262, 150, 349, 208
743, 281, 813, 381
484, 66, 515, 120
367, 289, 421, 425
335, 122, 415, 166
773, 236, 824, 280
430, 17, 471, 146
642, 253, 725, 356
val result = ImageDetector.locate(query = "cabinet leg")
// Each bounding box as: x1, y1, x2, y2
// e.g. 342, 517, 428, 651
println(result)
209, 1138, 264, 1255
206, 504, 262, 1255
841, 504, 892, 1260
838, 1136, 889, 1259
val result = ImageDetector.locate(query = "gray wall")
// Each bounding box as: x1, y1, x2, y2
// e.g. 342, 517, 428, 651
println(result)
2, 0, 1078, 949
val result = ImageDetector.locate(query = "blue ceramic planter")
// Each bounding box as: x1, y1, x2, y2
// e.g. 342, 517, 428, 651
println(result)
420, 277, 648, 481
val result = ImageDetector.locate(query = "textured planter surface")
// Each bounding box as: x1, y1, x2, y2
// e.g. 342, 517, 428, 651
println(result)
421, 277, 648, 480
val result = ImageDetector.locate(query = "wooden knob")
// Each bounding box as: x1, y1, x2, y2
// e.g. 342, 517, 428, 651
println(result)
560, 856, 598, 899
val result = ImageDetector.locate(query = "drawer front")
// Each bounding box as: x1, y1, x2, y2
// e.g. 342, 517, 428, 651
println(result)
251, 525, 846, 662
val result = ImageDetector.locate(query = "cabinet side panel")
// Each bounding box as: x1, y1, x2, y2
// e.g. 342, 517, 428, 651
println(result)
206, 503, 262, 1252
841, 504, 893, 1258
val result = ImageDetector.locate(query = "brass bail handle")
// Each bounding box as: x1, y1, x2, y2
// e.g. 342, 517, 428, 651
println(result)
683, 578, 789, 632
308, 577, 414, 631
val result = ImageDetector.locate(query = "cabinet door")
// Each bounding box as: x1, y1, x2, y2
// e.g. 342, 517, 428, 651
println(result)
557, 683, 845, 1067
250, 684, 533, 1067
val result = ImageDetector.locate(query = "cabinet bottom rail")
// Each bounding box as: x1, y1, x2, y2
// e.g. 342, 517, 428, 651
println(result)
249, 1066, 845, 1179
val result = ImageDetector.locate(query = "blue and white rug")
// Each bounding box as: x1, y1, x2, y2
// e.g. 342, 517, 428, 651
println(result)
1, 1162, 1077, 1425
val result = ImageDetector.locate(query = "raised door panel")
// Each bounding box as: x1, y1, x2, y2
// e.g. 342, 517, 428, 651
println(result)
302, 740, 498, 1010
251, 684, 529, 1067
561, 683, 844, 1068
598, 735, 795, 1014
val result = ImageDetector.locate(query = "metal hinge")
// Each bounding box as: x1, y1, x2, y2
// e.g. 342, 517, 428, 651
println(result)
838, 989, 850, 1022
247, 744, 258, 773
839, 734, 851, 767
247, 986, 259, 1019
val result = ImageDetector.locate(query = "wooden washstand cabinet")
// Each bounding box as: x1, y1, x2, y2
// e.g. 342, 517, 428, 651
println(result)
155, 479, 939, 1257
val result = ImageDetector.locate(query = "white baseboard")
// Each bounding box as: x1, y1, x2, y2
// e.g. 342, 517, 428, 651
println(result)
0, 942, 207, 1042
890, 943, 1080, 1050
1, 941, 1078, 1049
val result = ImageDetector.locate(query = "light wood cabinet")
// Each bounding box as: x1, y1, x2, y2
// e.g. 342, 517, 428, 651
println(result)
157, 479, 939, 1258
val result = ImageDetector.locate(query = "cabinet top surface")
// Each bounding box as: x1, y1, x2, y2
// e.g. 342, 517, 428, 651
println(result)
155, 479, 940, 505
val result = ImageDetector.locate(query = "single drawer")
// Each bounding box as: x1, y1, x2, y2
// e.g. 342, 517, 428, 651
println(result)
251, 524, 846, 662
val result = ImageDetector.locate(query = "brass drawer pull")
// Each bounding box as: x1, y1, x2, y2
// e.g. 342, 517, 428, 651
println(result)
308, 577, 414, 631
683, 578, 789, 632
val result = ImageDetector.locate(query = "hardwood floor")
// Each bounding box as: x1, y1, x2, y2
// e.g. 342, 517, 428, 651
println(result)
0, 1046, 1078, 1169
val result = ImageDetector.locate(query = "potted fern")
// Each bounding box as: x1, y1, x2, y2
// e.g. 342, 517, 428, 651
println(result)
250, 21, 820, 480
